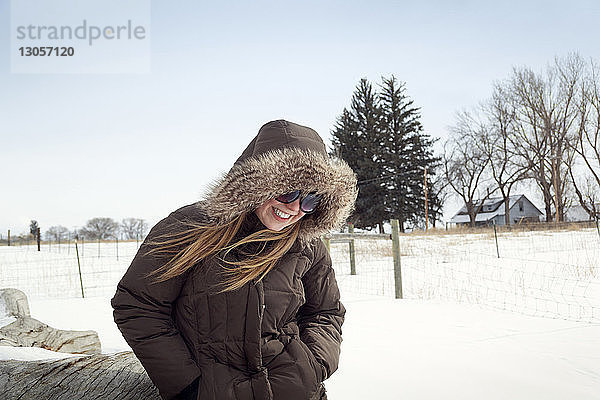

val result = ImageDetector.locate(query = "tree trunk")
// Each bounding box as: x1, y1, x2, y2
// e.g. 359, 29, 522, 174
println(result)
467, 202, 476, 227
504, 196, 511, 225
545, 200, 553, 222
0, 352, 160, 400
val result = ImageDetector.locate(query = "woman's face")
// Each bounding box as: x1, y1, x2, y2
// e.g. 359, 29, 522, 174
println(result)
255, 198, 306, 231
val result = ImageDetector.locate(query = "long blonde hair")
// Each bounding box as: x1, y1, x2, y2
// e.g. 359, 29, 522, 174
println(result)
145, 212, 301, 292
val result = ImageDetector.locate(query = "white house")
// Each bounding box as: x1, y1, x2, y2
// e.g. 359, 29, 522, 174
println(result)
449, 194, 543, 226
566, 204, 600, 222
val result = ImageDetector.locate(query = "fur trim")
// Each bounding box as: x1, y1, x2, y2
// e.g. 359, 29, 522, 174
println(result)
201, 147, 358, 242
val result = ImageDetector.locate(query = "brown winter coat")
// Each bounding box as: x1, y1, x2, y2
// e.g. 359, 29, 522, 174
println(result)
111, 120, 357, 400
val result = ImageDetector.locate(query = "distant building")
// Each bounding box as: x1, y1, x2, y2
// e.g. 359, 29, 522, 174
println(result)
449, 194, 543, 226
566, 204, 600, 222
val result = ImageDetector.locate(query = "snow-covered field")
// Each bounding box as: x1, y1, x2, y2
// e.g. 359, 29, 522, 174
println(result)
332, 228, 600, 322
1, 228, 600, 399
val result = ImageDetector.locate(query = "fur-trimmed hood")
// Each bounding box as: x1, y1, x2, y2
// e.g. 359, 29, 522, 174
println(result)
202, 120, 357, 241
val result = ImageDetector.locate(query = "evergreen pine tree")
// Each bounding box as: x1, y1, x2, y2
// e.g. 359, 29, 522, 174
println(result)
29, 220, 39, 238
332, 76, 441, 231
378, 75, 440, 231
331, 79, 387, 230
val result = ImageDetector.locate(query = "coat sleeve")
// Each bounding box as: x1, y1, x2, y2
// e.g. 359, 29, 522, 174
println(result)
111, 212, 201, 400
296, 239, 346, 380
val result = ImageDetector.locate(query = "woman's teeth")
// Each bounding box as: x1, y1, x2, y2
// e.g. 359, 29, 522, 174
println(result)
273, 208, 291, 219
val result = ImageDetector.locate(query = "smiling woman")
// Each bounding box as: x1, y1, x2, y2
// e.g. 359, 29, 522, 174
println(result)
111, 120, 357, 400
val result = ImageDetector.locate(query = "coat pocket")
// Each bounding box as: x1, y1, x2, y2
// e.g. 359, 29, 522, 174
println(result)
232, 378, 254, 400
266, 339, 321, 400
294, 338, 325, 384
200, 358, 248, 400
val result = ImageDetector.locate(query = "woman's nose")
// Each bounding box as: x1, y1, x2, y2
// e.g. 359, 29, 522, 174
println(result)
287, 199, 301, 213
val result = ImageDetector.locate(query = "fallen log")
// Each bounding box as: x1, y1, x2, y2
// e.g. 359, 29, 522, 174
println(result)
0, 289, 158, 399
0, 288, 101, 355
0, 316, 101, 354
0, 351, 161, 400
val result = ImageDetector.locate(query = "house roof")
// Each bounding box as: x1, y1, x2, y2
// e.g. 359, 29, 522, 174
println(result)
449, 211, 502, 224
449, 194, 543, 223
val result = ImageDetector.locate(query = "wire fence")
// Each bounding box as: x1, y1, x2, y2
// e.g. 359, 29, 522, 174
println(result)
330, 226, 600, 323
0, 239, 141, 298
1, 225, 599, 323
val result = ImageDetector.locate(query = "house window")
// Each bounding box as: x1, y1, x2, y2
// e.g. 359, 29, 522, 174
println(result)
519, 201, 524, 212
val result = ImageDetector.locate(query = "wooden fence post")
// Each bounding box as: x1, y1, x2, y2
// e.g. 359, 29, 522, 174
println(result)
391, 219, 403, 299
36, 227, 41, 252
348, 223, 356, 275
493, 221, 500, 258
75, 238, 85, 298
7, 229, 10, 246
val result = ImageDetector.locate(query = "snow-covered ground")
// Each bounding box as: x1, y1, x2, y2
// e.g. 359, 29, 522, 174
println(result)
1, 293, 599, 399
1, 228, 600, 398
328, 294, 600, 400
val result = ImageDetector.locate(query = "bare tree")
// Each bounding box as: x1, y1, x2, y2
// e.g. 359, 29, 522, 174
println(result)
80, 217, 119, 240
71, 228, 82, 240
444, 111, 495, 226
120, 218, 137, 239
570, 58, 600, 220
45, 226, 69, 241
508, 55, 582, 222
120, 218, 149, 240
136, 219, 149, 239
569, 172, 600, 219
480, 84, 531, 225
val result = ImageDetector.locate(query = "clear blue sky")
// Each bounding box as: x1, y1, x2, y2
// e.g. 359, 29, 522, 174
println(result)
1, 0, 598, 235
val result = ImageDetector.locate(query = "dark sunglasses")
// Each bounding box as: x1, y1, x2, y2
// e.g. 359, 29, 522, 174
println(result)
275, 190, 321, 214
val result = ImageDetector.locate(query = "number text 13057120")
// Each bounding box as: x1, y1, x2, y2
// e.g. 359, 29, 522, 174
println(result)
19, 47, 75, 56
